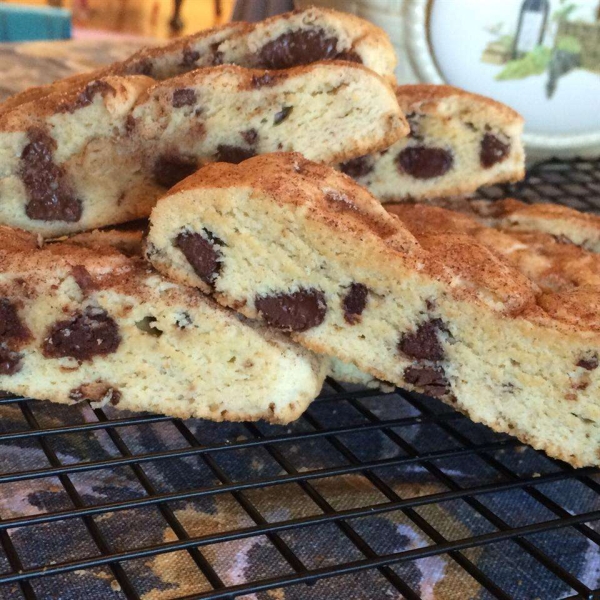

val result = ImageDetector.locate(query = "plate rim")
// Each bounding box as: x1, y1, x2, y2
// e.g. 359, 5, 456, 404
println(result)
405, 0, 600, 156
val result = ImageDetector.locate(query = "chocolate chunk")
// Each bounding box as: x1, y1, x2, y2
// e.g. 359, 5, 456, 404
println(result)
335, 50, 362, 63
241, 129, 258, 145
172, 88, 197, 108
274, 106, 293, 125
175, 229, 224, 286
396, 146, 453, 180
578, 355, 599, 371
404, 365, 449, 398
0, 299, 29, 343
0, 346, 22, 375
42, 307, 121, 361
181, 47, 200, 67
552, 234, 574, 245
399, 319, 447, 362
251, 73, 280, 88
206, 41, 223, 66
343, 283, 368, 324
57, 80, 115, 113
154, 154, 198, 188
216, 145, 256, 164
255, 288, 327, 332
71, 266, 96, 295
128, 58, 153, 76
125, 115, 137, 135
340, 155, 373, 179
258, 29, 345, 69
480, 133, 510, 168
20, 128, 82, 222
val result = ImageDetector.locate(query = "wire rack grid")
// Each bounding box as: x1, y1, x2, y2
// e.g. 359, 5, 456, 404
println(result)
0, 158, 599, 600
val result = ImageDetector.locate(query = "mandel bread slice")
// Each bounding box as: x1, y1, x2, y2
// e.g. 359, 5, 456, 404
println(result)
0, 225, 326, 422
0, 62, 406, 237
339, 84, 525, 202
146, 153, 600, 467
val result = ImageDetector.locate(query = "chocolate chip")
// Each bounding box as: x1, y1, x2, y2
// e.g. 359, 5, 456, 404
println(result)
125, 115, 137, 135
340, 155, 373, 179
181, 47, 200, 67
175, 229, 224, 286
343, 283, 368, 324
404, 365, 449, 398
396, 146, 453, 180
334, 49, 362, 63
258, 29, 346, 69
0, 346, 23, 375
153, 154, 198, 188
480, 133, 510, 168
241, 129, 258, 145
172, 88, 197, 108
128, 58, 153, 76
20, 128, 82, 222
578, 355, 599, 371
71, 266, 96, 295
251, 73, 280, 88
255, 288, 327, 332
552, 234, 573, 245
42, 307, 121, 361
0, 299, 29, 344
57, 80, 115, 113
399, 319, 447, 361
274, 106, 293, 125
215, 145, 256, 164
205, 41, 223, 66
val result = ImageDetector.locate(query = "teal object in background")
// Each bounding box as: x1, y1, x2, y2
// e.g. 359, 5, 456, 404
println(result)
0, 3, 71, 42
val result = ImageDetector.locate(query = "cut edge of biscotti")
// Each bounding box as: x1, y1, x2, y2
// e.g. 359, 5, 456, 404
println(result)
339, 83, 525, 202
145, 153, 600, 467
469, 198, 600, 253
0, 74, 158, 238
131, 62, 408, 167
0, 225, 327, 424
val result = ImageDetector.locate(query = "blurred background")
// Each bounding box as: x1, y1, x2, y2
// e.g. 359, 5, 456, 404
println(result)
0, 0, 598, 158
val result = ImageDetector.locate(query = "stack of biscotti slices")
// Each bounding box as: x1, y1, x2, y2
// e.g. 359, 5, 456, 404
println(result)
0, 225, 326, 423
145, 153, 600, 467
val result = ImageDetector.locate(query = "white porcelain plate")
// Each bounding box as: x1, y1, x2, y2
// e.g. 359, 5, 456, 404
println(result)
406, 0, 600, 160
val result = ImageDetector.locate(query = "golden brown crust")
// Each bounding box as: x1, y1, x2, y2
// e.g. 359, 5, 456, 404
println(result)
0, 75, 154, 131
395, 84, 523, 125
387, 202, 600, 332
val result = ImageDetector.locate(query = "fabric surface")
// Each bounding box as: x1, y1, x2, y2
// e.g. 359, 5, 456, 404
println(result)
0, 385, 598, 600
0, 39, 598, 600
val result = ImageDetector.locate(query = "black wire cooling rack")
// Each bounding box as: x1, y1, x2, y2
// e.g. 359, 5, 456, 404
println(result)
0, 158, 599, 600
